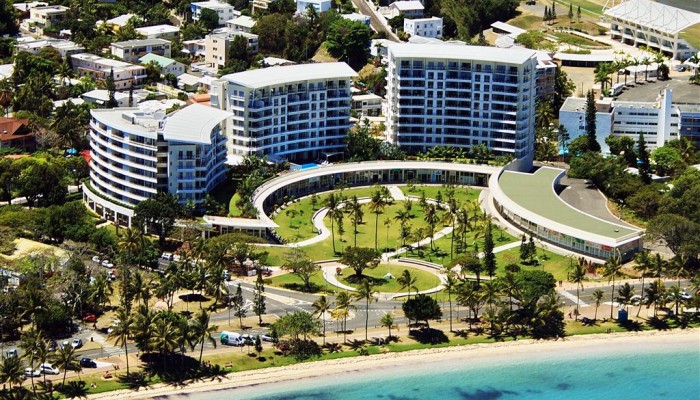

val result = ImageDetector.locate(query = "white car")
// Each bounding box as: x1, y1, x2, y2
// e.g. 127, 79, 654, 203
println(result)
71, 338, 83, 349
161, 252, 173, 261
24, 367, 41, 377
39, 363, 60, 375
91, 256, 101, 263
101, 260, 114, 268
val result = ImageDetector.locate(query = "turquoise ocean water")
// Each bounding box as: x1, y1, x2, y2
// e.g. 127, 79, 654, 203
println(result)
183, 339, 699, 400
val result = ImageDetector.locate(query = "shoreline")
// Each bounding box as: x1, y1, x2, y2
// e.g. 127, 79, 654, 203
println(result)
87, 328, 700, 400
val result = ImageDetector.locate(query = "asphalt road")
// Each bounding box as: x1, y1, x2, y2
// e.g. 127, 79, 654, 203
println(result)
350, 0, 399, 41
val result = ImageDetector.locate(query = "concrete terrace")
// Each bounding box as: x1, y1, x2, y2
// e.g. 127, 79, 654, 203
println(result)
498, 167, 638, 240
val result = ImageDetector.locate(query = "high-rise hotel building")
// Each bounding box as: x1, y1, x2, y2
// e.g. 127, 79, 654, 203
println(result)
218, 62, 357, 163
385, 43, 538, 164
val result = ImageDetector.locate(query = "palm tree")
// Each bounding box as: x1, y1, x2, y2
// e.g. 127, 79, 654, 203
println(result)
397, 269, 418, 301
423, 203, 440, 250
324, 193, 342, 254
482, 279, 502, 313
645, 280, 667, 317
90, 272, 113, 310
535, 98, 554, 128
442, 268, 458, 332
346, 195, 363, 247
634, 250, 651, 317
394, 209, 411, 247
334, 292, 355, 343
108, 307, 133, 374
383, 217, 392, 252
368, 190, 388, 252
603, 255, 622, 319
0, 356, 24, 389
568, 258, 586, 320
19, 328, 43, 394
641, 55, 651, 81
380, 312, 394, 339
668, 255, 689, 287
148, 315, 181, 372
617, 282, 635, 312
353, 279, 377, 341
592, 288, 604, 320
190, 310, 217, 367
667, 285, 685, 316
594, 65, 612, 92
631, 57, 640, 83
52, 345, 80, 386
312, 295, 332, 345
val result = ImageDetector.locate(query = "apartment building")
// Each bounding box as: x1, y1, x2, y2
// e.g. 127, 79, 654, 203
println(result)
14, 38, 84, 58
205, 30, 259, 69
101, 13, 136, 31
227, 15, 256, 32
390, 1, 424, 18
28, 5, 69, 35
558, 88, 684, 153
71, 53, 147, 89
403, 17, 443, 39
191, 1, 240, 26
352, 94, 382, 117
218, 62, 357, 163
139, 54, 186, 77
385, 43, 538, 162
678, 104, 700, 148
296, 0, 332, 14
110, 39, 172, 63
136, 24, 180, 40
83, 103, 232, 226
605, 0, 700, 60
252, 0, 272, 13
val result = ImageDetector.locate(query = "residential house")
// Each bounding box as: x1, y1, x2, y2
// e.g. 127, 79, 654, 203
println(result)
0, 117, 35, 152
110, 39, 172, 63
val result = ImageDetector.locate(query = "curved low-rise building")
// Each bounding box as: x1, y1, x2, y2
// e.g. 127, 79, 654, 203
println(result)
83, 103, 232, 226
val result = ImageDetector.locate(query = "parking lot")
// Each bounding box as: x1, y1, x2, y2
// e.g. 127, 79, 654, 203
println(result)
615, 75, 700, 103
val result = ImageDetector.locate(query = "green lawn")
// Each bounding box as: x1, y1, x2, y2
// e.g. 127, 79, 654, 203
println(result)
554, 0, 605, 16
495, 246, 572, 282
338, 264, 440, 292
268, 268, 336, 293
553, 31, 609, 48
399, 184, 481, 205
229, 193, 243, 217
679, 23, 700, 52
508, 14, 543, 30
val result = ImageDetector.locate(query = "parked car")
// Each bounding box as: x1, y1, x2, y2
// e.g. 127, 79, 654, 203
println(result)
24, 368, 41, 377
71, 338, 83, 349
6, 349, 18, 358
91, 256, 101, 263
80, 358, 97, 368
48, 341, 57, 352
161, 252, 174, 261
82, 313, 97, 323
240, 334, 255, 345
220, 331, 245, 346
260, 334, 277, 343
101, 260, 114, 268
39, 363, 60, 375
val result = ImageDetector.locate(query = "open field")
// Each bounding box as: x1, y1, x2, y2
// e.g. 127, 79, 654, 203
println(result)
338, 264, 439, 292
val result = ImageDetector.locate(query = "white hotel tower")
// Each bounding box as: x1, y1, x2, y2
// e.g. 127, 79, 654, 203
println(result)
385, 43, 538, 165
218, 62, 357, 163
83, 103, 232, 227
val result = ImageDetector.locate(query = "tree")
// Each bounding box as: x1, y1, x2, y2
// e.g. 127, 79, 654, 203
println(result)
190, 310, 217, 367
251, 14, 290, 54
133, 192, 182, 248
591, 288, 604, 320
397, 269, 418, 301
354, 279, 377, 341
345, 120, 380, 161
603, 255, 622, 319
109, 307, 133, 374
231, 283, 246, 328
577, 5, 581, 20
381, 312, 395, 339
535, 99, 554, 129
0, 2, 19, 37
482, 222, 497, 279
340, 247, 380, 281
637, 133, 652, 184
333, 291, 355, 343
324, 193, 343, 254
368, 190, 388, 252
312, 295, 331, 345
568, 258, 586, 320
443, 269, 458, 332
281, 251, 317, 291
423, 203, 440, 250
253, 269, 266, 325
0, 356, 24, 390
199, 8, 220, 31
634, 250, 651, 317
105, 68, 118, 108
402, 294, 442, 328
144, 61, 162, 85
346, 195, 364, 246
514, 269, 556, 309
326, 19, 371, 70
270, 311, 320, 341
53, 344, 80, 386
568, 3, 574, 21
651, 146, 685, 177
616, 282, 635, 312
585, 90, 601, 152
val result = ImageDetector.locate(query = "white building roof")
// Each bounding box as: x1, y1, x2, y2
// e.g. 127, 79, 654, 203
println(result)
604, 0, 700, 35
222, 62, 358, 89
82, 89, 129, 103
202, 215, 278, 229
491, 21, 526, 36
53, 98, 84, 108
13, 2, 48, 12
106, 13, 136, 27
136, 24, 179, 36
387, 43, 537, 64
72, 53, 134, 68
353, 93, 382, 101
227, 15, 255, 28
111, 38, 171, 48
263, 56, 295, 66
192, 0, 233, 9
553, 52, 615, 62
0, 64, 14, 80
178, 73, 201, 86
391, 1, 424, 11
162, 104, 233, 145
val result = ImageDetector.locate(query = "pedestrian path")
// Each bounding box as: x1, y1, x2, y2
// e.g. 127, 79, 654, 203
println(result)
387, 185, 405, 201
90, 332, 124, 357
558, 289, 590, 307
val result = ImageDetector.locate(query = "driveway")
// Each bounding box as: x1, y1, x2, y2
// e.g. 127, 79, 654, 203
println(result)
350, 0, 400, 41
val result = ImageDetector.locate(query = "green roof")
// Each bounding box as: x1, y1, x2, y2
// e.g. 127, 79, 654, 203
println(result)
499, 167, 638, 240
679, 23, 700, 52
139, 53, 176, 68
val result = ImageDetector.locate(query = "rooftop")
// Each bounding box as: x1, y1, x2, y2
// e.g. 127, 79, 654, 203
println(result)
553, 52, 615, 62
139, 53, 178, 67
604, 0, 700, 35
72, 53, 143, 70
559, 97, 587, 113
105, 13, 135, 26
90, 108, 160, 137
227, 15, 255, 28
111, 38, 171, 48
498, 167, 639, 240
490, 21, 526, 36
202, 215, 278, 229
161, 104, 233, 145
82, 89, 129, 102
136, 25, 179, 35
391, 1, 424, 11
222, 62, 357, 89
192, 0, 234, 8
32, 5, 69, 14
387, 43, 537, 65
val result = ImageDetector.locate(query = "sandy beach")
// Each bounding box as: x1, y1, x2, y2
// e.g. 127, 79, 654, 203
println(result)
86, 328, 699, 400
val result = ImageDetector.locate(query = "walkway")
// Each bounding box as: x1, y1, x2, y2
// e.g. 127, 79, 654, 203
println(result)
289, 207, 332, 247
387, 185, 405, 201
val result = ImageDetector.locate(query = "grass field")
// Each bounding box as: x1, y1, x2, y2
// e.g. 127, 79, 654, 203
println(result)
495, 246, 572, 282
338, 264, 440, 292
268, 268, 335, 293
553, 31, 610, 48
555, 0, 605, 16
399, 184, 481, 205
